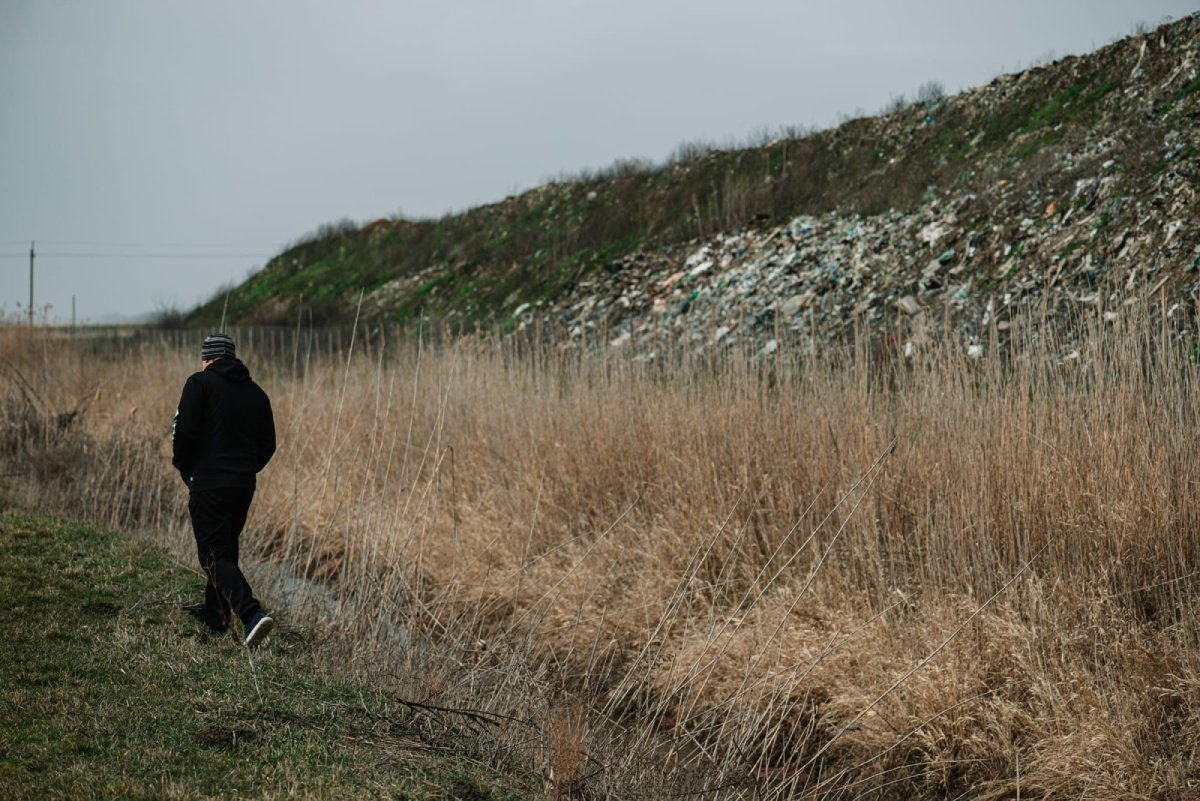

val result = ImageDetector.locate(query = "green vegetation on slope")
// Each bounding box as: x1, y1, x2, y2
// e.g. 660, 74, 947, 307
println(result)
0, 513, 533, 801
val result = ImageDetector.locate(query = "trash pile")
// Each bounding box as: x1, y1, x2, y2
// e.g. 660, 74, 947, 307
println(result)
496, 17, 1200, 358
540, 157, 1198, 358
233, 15, 1200, 359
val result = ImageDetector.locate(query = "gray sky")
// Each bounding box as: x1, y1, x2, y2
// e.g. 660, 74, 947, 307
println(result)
1, 1, 1194, 323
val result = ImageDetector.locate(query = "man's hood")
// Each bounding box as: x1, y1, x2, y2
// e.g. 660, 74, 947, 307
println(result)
206, 358, 251, 383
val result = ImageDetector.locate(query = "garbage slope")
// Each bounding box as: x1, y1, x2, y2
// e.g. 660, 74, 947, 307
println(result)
194, 15, 1200, 351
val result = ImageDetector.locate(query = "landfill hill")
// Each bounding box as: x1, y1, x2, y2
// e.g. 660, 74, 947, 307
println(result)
194, 15, 1200, 353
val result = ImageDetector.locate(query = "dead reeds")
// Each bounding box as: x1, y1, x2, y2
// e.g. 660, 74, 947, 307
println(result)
4, 309, 1200, 798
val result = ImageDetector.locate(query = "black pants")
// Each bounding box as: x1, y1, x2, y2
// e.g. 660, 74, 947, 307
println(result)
189, 487, 262, 630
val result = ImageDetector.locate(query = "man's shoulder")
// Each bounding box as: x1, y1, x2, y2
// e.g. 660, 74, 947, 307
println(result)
249, 379, 272, 404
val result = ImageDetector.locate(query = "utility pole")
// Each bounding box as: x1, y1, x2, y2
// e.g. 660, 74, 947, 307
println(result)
28, 241, 35, 326
72, 295, 76, 335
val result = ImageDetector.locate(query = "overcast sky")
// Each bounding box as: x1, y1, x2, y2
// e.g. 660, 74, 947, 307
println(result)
1, 1, 1194, 323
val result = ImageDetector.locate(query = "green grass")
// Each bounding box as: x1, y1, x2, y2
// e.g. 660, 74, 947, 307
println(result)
980, 77, 1119, 160
0, 513, 535, 800
927, 124, 973, 165
977, 100, 1037, 151
1012, 128, 1064, 159
1022, 79, 1118, 134
1178, 74, 1200, 98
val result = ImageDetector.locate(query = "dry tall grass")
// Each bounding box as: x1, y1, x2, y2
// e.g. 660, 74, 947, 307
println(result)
4, 313, 1200, 799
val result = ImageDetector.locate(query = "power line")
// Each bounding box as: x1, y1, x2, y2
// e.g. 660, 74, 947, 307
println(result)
0, 252, 271, 259
45, 252, 272, 258
35, 239, 281, 248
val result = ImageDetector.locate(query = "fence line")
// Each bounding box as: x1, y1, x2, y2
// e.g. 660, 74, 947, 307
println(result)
25, 301, 1042, 376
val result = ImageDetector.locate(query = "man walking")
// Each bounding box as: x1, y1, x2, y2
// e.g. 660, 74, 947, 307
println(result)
172, 333, 277, 647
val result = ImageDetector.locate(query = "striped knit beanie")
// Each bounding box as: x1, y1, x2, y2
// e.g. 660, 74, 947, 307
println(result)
201, 333, 236, 361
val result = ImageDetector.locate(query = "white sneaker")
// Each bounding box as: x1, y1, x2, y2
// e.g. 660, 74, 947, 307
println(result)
244, 613, 274, 647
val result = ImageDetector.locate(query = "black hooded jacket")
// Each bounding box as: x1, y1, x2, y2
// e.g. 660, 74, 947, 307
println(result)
171, 358, 276, 491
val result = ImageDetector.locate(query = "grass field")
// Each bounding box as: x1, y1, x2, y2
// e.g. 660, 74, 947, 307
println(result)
0, 513, 534, 800
5, 316, 1200, 799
